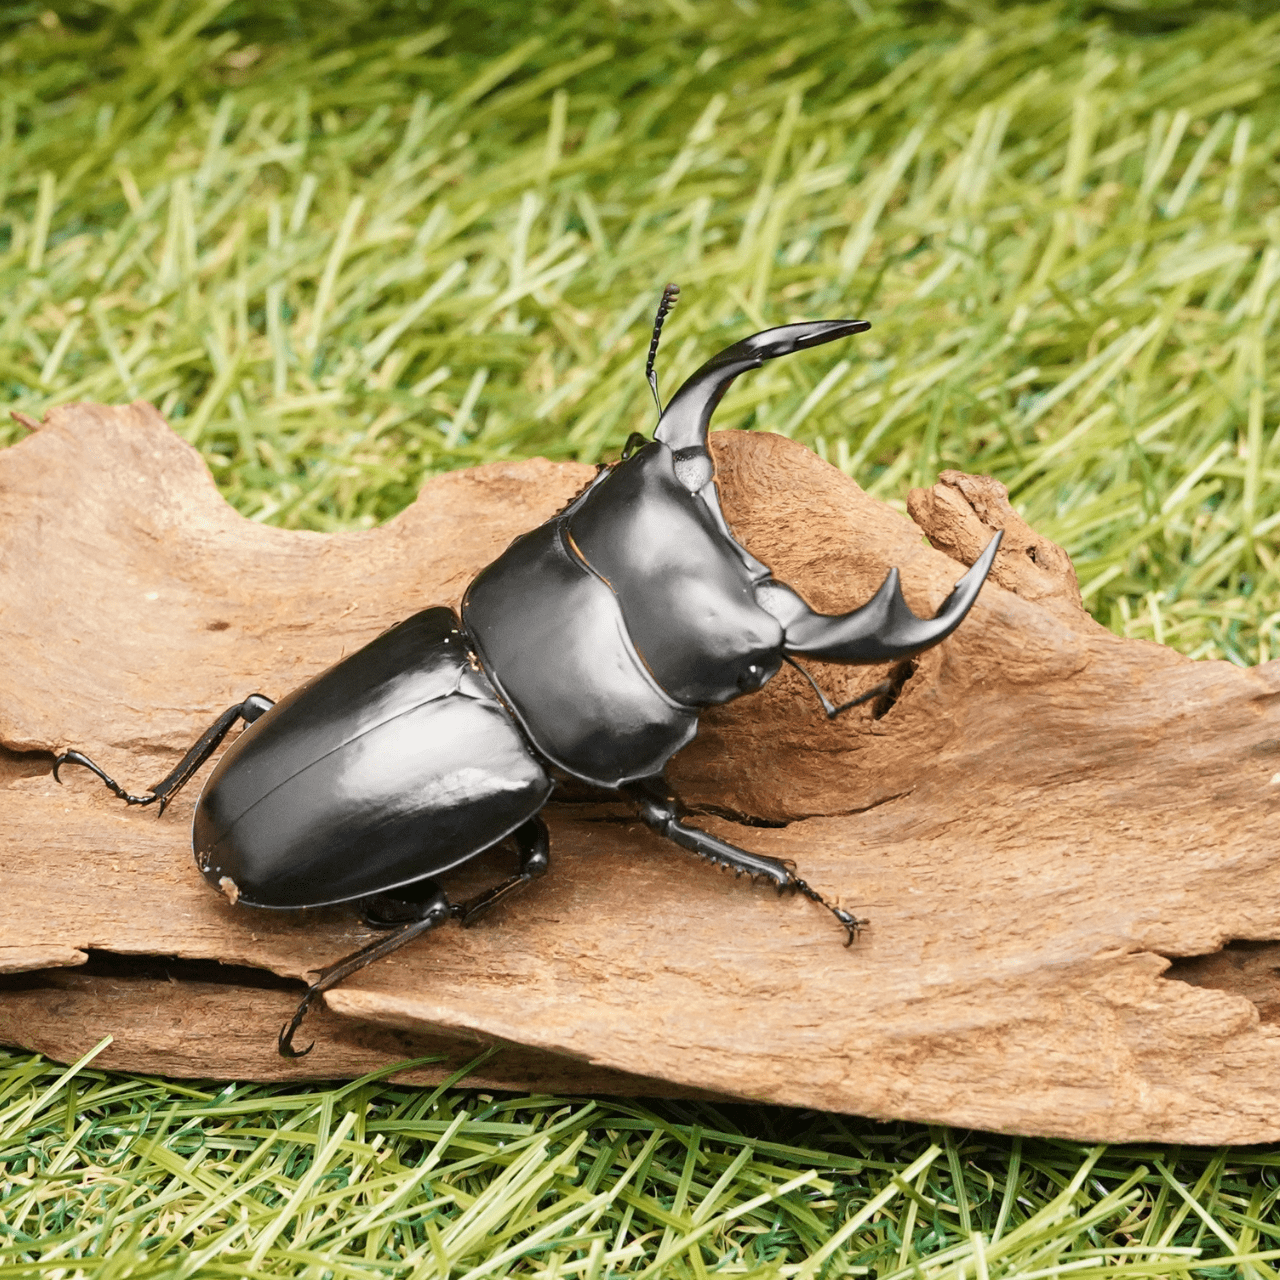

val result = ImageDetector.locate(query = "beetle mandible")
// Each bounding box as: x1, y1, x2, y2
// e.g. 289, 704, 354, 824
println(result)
56, 286, 1001, 1056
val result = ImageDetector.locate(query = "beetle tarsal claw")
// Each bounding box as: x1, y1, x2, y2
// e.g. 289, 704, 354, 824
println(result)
52, 750, 159, 806
278, 996, 319, 1059
831, 907, 864, 947
785, 875, 863, 945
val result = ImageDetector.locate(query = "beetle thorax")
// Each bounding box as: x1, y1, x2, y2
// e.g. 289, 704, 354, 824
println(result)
567, 443, 784, 706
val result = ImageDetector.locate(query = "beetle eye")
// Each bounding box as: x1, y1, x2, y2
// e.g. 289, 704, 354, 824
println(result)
736, 663, 765, 691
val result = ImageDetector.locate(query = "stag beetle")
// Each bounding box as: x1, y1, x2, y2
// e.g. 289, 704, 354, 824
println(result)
56, 286, 1001, 1056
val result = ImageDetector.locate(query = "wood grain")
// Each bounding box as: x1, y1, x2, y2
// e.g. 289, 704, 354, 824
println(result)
3, 400, 1279, 1141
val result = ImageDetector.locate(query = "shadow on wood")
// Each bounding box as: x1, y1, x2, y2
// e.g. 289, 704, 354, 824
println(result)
2, 400, 1279, 1142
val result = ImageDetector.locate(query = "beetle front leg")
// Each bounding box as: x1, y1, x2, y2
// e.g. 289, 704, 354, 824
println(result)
623, 777, 863, 945
54, 694, 275, 815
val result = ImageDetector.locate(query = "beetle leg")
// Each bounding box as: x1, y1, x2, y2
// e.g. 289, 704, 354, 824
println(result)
279, 884, 452, 1058
54, 694, 275, 816
50, 751, 159, 807
781, 657, 895, 721
361, 876, 459, 928
624, 777, 863, 945
281, 821, 554, 1057
454, 817, 550, 927
359, 818, 550, 930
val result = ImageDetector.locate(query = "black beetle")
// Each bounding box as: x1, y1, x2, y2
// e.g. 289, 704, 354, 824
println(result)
56, 287, 1001, 1056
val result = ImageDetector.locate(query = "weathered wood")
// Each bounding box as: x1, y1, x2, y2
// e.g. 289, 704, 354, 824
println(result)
0, 960, 730, 1096
3, 400, 1280, 1142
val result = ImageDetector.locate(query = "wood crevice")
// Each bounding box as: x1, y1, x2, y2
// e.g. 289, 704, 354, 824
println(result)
0, 949, 306, 994
1162, 941, 1280, 1025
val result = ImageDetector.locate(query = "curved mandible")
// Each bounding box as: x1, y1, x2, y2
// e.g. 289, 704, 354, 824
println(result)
654, 319, 871, 454
772, 531, 1003, 665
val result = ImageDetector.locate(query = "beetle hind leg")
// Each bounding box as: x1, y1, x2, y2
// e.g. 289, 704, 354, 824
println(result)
280, 884, 452, 1058
281, 819, 552, 1058
51, 750, 160, 807
624, 777, 863, 945
54, 694, 275, 815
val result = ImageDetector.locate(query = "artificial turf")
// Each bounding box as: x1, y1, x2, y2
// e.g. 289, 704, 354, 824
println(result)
3, 0, 1280, 1274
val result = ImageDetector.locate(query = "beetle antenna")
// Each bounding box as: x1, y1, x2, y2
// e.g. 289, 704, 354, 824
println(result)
646, 282, 680, 419
781, 656, 893, 720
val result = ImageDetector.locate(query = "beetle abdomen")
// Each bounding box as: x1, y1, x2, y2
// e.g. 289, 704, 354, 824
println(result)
193, 608, 551, 908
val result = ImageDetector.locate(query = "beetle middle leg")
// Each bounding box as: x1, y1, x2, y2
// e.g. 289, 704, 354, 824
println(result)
54, 694, 275, 815
451, 816, 550, 926
360, 817, 550, 928
279, 883, 452, 1059
624, 777, 862, 945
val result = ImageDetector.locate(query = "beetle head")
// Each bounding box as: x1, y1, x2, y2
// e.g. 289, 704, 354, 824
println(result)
585, 312, 1002, 707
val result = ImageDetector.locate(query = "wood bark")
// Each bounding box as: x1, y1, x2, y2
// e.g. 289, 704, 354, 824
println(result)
2, 400, 1279, 1142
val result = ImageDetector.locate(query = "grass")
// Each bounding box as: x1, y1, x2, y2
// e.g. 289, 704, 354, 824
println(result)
3, 1041, 1280, 1278
3, 0, 1280, 1273
5, 0, 1280, 659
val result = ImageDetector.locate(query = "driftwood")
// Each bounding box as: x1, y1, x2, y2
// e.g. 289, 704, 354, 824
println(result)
3, 400, 1280, 1143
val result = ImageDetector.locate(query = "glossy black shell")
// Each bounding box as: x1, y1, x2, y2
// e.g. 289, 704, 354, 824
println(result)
462, 440, 782, 788
193, 608, 552, 908
178, 317, 998, 918
568, 441, 784, 705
